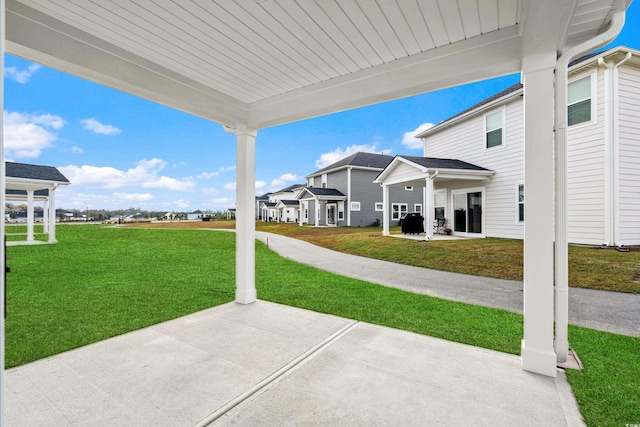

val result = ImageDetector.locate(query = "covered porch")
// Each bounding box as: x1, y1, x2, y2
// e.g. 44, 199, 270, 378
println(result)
375, 156, 495, 240
0, 0, 631, 387
297, 187, 346, 227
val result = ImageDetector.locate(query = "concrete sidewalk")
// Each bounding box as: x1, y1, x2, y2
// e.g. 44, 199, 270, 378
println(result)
256, 231, 640, 337
4, 301, 584, 426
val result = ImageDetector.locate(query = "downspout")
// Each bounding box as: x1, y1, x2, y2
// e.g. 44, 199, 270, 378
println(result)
599, 52, 632, 247
347, 167, 352, 226
554, 10, 626, 363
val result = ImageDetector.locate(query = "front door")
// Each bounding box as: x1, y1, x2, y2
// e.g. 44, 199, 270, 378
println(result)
453, 191, 482, 234
326, 203, 337, 226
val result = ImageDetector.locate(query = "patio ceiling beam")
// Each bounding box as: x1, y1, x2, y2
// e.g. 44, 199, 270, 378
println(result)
250, 26, 523, 128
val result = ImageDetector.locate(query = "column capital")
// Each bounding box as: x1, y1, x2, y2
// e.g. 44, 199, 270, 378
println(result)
522, 51, 557, 74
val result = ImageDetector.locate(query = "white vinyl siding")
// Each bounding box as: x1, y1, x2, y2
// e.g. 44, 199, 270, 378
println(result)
426, 96, 524, 239
617, 66, 640, 245
566, 68, 606, 245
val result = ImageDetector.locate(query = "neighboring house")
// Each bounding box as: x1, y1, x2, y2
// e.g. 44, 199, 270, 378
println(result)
255, 192, 271, 220
301, 152, 423, 227
376, 46, 640, 246
5, 161, 70, 244
259, 184, 305, 222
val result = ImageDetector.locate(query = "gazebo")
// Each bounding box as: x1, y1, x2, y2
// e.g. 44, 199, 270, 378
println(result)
0, 0, 632, 380
5, 161, 70, 244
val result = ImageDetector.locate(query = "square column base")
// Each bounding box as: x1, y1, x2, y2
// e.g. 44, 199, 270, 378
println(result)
235, 288, 257, 305
521, 340, 557, 377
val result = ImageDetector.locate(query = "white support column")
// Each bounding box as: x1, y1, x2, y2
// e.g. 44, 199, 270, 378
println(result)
48, 187, 57, 243
382, 185, 390, 236
521, 53, 557, 377
234, 123, 257, 305
425, 176, 434, 240
347, 167, 352, 226
1, 0, 7, 412
27, 190, 35, 242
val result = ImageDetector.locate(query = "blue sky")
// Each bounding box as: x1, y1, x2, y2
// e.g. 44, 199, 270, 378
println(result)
4, 3, 640, 213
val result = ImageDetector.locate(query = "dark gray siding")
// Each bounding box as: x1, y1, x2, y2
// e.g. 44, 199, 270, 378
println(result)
349, 170, 384, 227
388, 185, 424, 226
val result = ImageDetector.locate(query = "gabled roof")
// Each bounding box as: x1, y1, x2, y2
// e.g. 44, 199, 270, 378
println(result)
397, 156, 491, 172
272, 183, 305, 194
260, 202, 277, 208
307, 152, 394, 177
276, 200, 300, 207
297, 187, 347, 200
6, 162, 70, 184
256, 192, 272, 200
374, 156, 494, 184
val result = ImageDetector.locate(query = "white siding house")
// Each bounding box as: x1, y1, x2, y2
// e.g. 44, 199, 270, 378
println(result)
377, 46, 640, 246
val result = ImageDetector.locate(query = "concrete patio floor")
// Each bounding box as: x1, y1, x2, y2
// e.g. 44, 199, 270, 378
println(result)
5, 301, 583, 426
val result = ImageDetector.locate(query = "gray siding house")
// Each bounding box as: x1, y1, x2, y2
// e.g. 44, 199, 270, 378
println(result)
300, 152, 423, 227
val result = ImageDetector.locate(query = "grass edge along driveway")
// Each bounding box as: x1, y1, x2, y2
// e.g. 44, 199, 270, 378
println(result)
6, 225, 639, 426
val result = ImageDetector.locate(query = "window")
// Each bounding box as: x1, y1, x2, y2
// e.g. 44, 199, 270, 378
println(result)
414, 204, 422, 214
434, 191, 446, 220
375, 202, 383, 211
308, 177, 314, 187
392, 203, 407, 220
351, 201, 361, 211
568, 75, 592, 126
517, 184, 524, 223
338, 202, 344, 220
405, 186, 413, 191
321, 174, 327, 189
485, 109, 504, 149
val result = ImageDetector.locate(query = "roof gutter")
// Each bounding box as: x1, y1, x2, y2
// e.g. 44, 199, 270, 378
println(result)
554, 9, 626, 364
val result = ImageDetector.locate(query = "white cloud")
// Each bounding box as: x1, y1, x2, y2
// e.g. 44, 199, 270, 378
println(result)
198, 165, 236, 180
198, 171, 219, 179
201, 187, 219, 195
402, 122, 434, 150
81, 117, 122, 135
59, 158, 196, 191
210, 197, 234, 208
5, 63, 41, 83
315, 144, 391, 169
72, 146, 84, 154
255, 181, 266, 191
3, 111, 65, 158
113, 192, 154, 202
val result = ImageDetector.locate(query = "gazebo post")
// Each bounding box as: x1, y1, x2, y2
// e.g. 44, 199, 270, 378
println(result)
48, 185, 57, 243
26, 189, 34, 242
233, 123, 257, 305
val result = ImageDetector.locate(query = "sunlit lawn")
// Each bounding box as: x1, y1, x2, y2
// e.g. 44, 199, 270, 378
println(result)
5, 224, 638, 426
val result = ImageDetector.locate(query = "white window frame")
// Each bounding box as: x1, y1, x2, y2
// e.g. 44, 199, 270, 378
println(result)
338, 202, 345, 220
567, 71, 597, 128
374, 202, 384, 212
450, 187, 486, 237
414, 204, 422, 214
516, 183, 524, 224
308, 176, 314, 187
434, 189, 446, 220
351, 201, 361, 211
405, 186, 413, 191
484, 107, 505, 150
321, 174, 328, 189
391, 203, 408, 221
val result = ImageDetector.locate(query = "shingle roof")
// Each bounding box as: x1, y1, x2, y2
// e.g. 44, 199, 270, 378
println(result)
6, 162, 70, 183
398, 156, 491, 171
302, 188, 346, 197
273, 183, 305, 194
310, 152, 393, 176
278, 200, 300, 206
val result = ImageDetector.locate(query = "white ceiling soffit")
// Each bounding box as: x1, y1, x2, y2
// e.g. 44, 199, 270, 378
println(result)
5, 0, 629, 129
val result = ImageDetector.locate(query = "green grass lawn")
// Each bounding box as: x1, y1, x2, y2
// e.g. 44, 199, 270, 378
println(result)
5, 224, 639, 426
